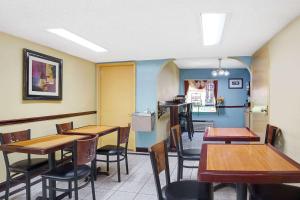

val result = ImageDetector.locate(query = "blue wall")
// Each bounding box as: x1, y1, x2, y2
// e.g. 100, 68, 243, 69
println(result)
136, 60, 167, 147
180, 69, 250, 128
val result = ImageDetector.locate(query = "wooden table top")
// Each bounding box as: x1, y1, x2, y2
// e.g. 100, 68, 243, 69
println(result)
203, 127, 260, 143
198, 144, 300, 183
0, 134, 88, 155
65, 125, 119, 136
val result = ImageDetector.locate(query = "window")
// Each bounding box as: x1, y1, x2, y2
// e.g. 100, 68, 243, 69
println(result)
184, 80, 218, 112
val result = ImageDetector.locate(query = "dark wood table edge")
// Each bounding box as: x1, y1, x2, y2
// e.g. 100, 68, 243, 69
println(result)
203, 128, 260, 142
198, 144, 300, 183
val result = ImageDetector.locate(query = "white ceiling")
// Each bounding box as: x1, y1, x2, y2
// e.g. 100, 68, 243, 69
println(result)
0, 0, 300, 64
174, 57, 247, 69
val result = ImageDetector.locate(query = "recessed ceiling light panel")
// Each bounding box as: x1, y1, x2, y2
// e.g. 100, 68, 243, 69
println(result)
201, 13, 227, 46
47, 28, 107, 53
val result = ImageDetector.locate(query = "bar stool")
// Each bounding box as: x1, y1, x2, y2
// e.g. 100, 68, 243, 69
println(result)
179, 103, 194, 140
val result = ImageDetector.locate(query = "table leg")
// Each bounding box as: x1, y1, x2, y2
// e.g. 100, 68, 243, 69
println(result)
48, 153, 56, 200
236, 183, 247, 200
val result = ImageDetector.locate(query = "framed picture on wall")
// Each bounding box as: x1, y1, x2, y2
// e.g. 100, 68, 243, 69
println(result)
228, 78, 243, 89
23, 49, 63, 100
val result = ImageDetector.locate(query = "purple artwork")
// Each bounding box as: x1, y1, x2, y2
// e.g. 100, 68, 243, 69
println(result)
32, 60, 56, 92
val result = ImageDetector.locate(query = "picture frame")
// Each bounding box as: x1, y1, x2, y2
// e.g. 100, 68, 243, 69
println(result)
23, 49, 63, 100
228, 78, 243, 89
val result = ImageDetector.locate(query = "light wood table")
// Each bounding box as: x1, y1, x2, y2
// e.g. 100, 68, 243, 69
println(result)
0, 134, 89, 200
198, 144, 300, 200
64, 125, 119, 136
204, 127, 260, 144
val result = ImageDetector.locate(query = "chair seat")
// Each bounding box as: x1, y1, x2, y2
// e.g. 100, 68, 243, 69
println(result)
96, 145, 125, 155
181, 148, 200, 160
42, 162, 90, 180
183, 148, 201, 155
163, 180, 212, 200
10, 158, 48, 172
249, 184, 300, 200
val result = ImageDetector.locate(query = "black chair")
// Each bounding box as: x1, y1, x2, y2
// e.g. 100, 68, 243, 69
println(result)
179, 103, 194, 140
171, 124, 201, 181
96, 124, 130, 182
56, 122, 74, 161
149, 140, 213, 200
41, 135, 98, 200
0, 129, 48, 200
249, 124, 300, 200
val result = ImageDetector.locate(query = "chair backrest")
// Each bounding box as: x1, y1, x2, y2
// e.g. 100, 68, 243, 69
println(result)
74, 135, 98, 166
265, 124, 279, 146
0, 129, 30, 145
171, 125, 184, 155
0, 129, 31, 171
56, 122, 74, 134
149, 140, 171, 200
118, 124, 131, 146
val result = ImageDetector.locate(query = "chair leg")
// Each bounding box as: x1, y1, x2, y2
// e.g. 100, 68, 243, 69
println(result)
125, 154, 129, 175
180, 160, 183, 179
117, 154, 121, 182
61, 149, 64, 161
106, 154, 110, 172
4, 177, 10, 200
42, 177, 47, 199
90, 173, 96, 200
74, 179, 79, 200
68, 180, 72, 198
177, 158, 181, 181
25, 173, 31, 200
93, 160, 97, 181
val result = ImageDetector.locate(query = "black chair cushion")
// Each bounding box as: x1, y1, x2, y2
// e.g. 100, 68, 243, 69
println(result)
181, 148, 200, 160
249, 184, 300, 200
163, 180, 212, 200
10, 158, 48, 172
96, 145, 125, 155
42, 162, 90, 180
183, 148, 201, 155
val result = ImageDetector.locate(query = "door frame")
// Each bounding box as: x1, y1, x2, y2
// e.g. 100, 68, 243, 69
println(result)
96, 61, 136, 149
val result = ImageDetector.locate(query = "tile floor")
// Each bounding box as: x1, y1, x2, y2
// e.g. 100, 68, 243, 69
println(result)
2, 132, 236, 200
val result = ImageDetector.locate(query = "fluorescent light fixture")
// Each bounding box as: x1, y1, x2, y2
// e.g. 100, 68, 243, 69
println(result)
201, 13, 226, 46
47, 28, 107, 52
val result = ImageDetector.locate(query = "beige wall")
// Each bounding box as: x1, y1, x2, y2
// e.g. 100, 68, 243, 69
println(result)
156, 61, 179, 142
253, 16, 300, 163
0, 32, 97, 182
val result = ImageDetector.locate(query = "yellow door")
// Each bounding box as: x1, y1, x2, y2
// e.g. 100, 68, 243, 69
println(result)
97, 62, 136, 151
250, 46, 270, 142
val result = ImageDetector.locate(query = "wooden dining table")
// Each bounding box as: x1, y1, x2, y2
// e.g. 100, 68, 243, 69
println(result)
198, 144, 300, 200
203, 127, 260, 144
0, 134, 89, 200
